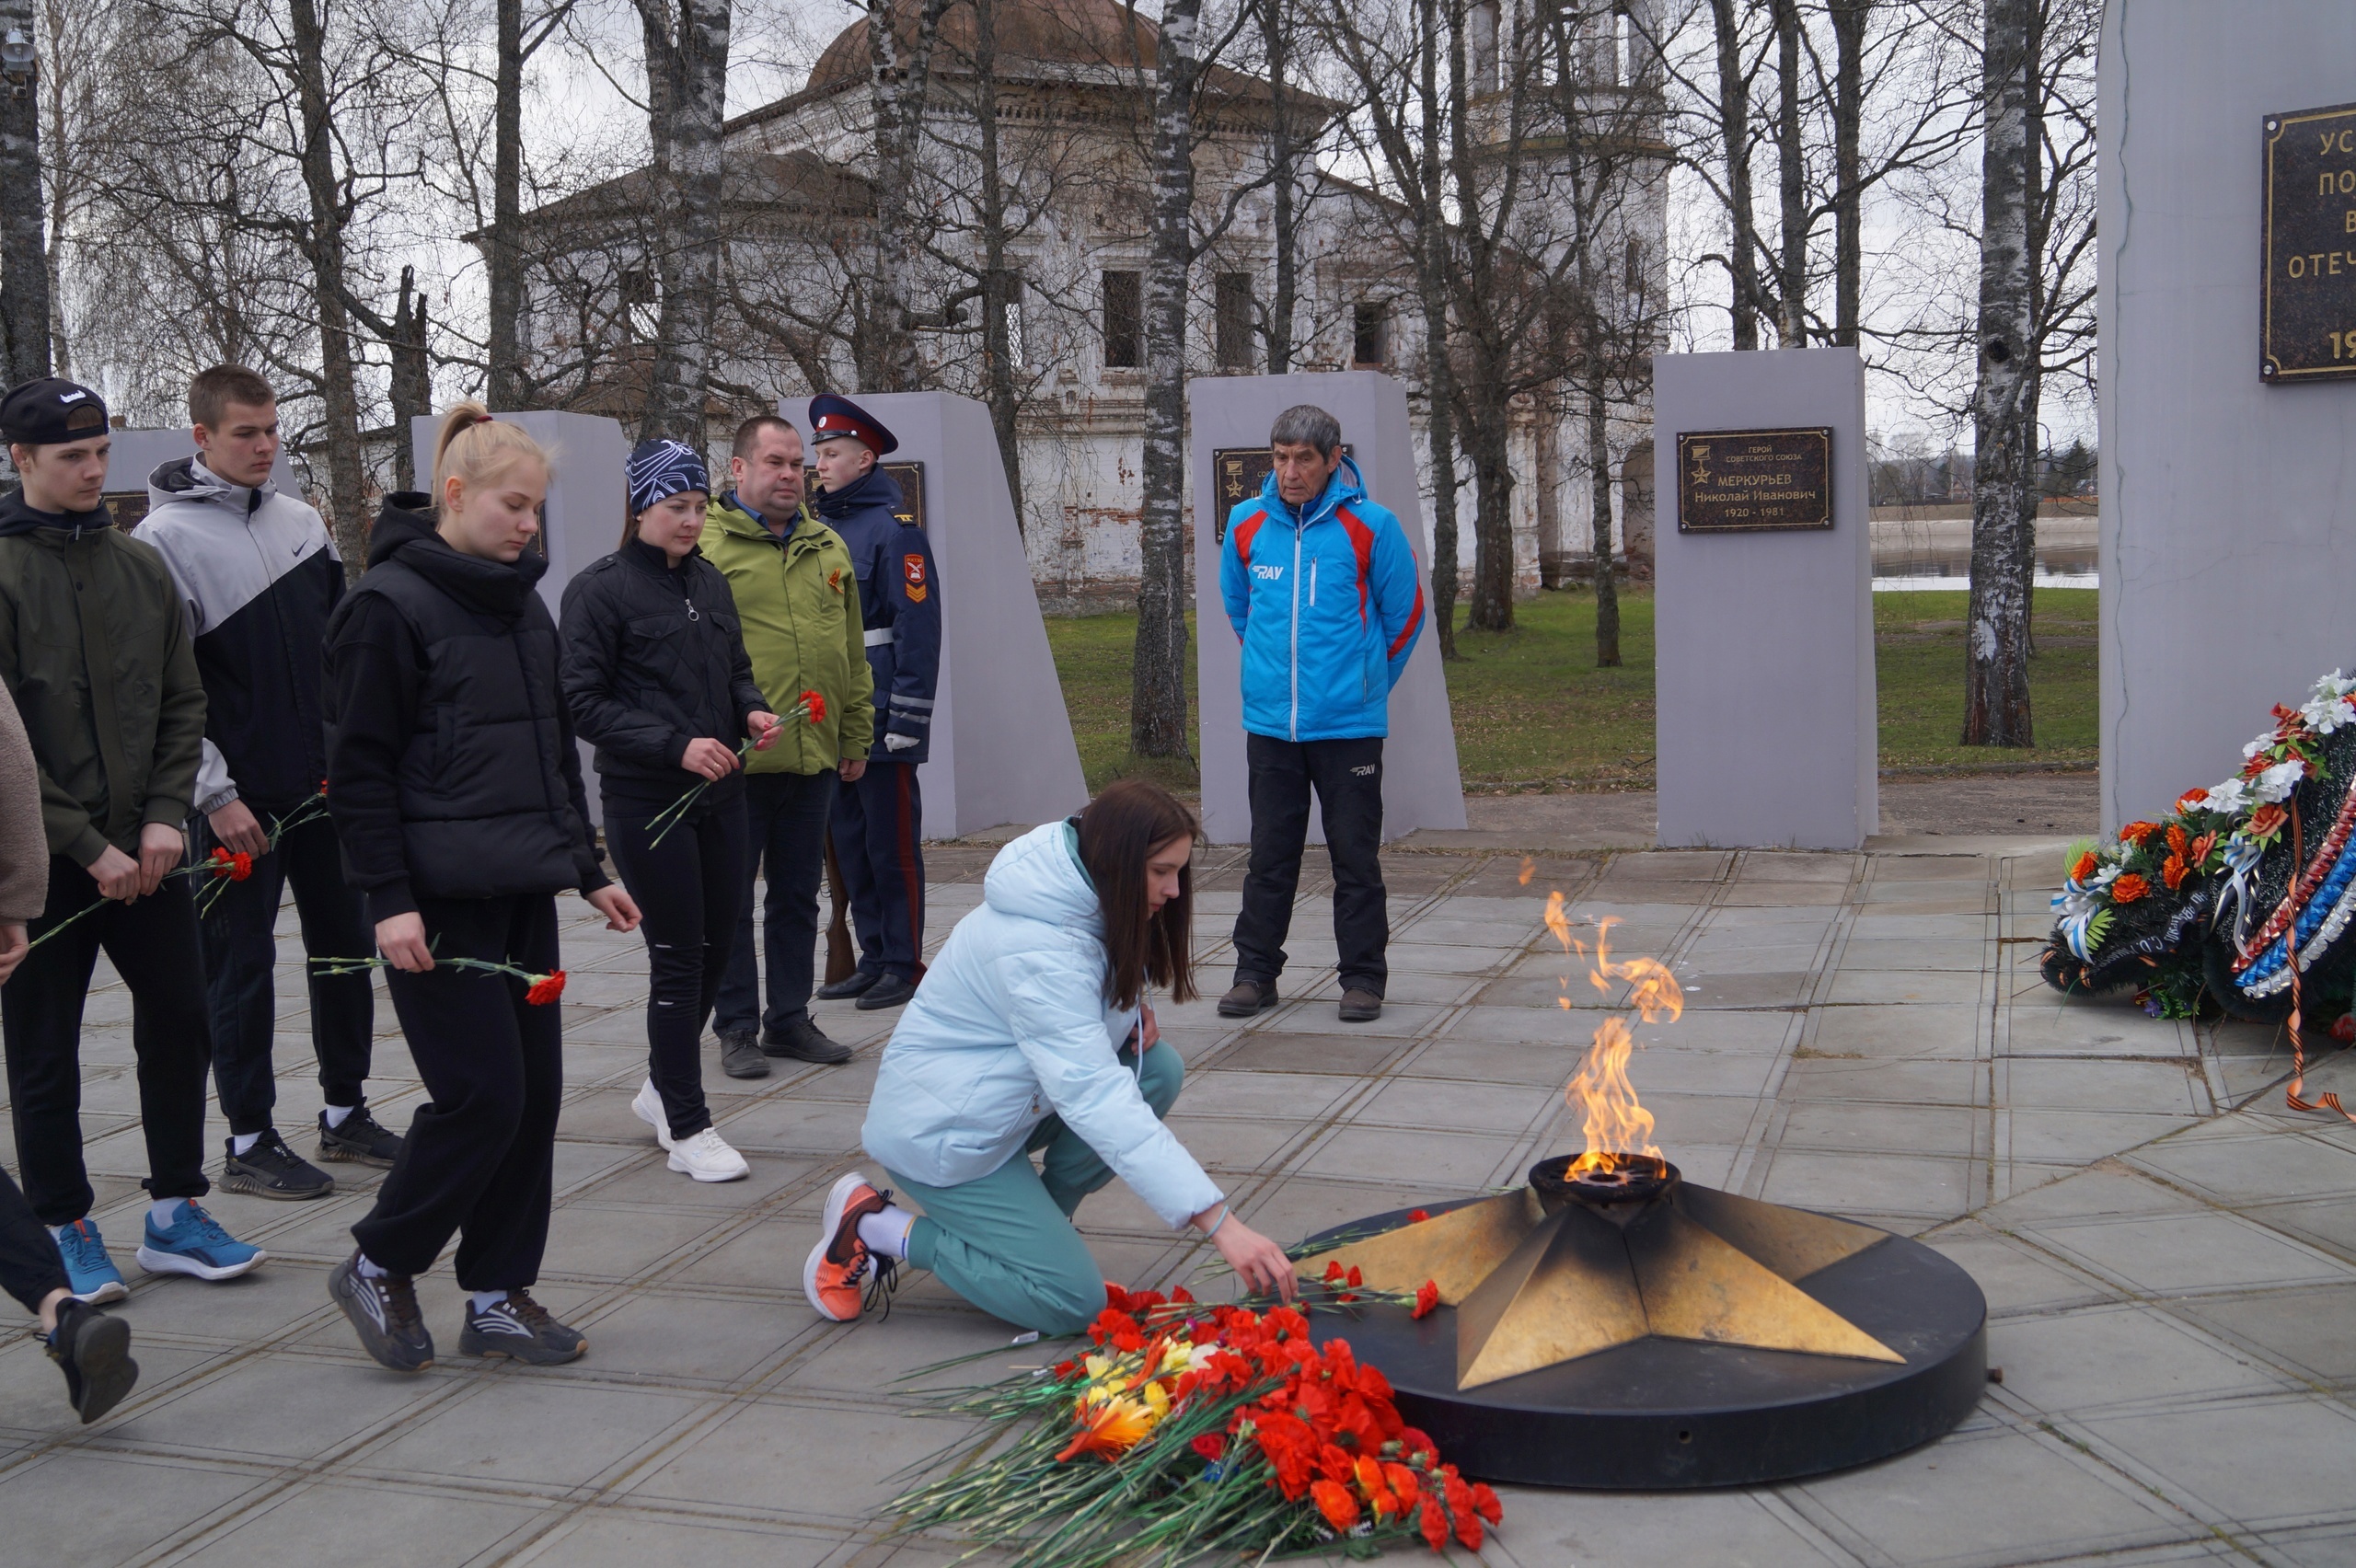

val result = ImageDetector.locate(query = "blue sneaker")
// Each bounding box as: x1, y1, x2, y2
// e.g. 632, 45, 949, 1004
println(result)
135, 1201, 264, 1281
53, 1218, 128, 1304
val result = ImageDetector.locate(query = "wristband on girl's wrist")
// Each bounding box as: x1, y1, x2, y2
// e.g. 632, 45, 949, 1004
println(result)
1205, 1204, 1230, 1238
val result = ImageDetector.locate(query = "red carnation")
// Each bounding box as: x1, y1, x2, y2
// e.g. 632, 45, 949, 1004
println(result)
800, 688, 826, 724
207, 847, 253, 882
2177, 789, 2208, 814
1413, 1280, 1439, 1320
2162, 855, 2189, 892
2119, 821, 2160, 847
1190, 1433, 1226, 1462
1418, 1497, 1449, 1551
1311, 1478, 1358, 1532
2069, 850, 2097, 883
2335, 1013, 2356, 1044
1406, 1208, 1430, 1223
2110, 873, 2150, 904
524, 969, 567, 1006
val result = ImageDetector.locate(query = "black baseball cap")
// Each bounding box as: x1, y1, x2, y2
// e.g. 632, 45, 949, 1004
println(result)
0, 378, 109, 446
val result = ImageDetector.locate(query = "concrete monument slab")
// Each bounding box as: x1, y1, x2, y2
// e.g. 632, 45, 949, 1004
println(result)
103, 429, 297, 530
804, 390, 1086, 839
1653, 348, 1876, 849
1188, 370, 1465, 847
2097, 0, 2356, 828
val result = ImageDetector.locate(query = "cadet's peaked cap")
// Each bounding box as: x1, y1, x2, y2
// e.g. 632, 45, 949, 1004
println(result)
807, 394, 897, 456
0, 378, 109, 446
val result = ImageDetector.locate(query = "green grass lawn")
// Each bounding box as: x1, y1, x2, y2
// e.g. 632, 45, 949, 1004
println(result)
1041, 585, 2098, 791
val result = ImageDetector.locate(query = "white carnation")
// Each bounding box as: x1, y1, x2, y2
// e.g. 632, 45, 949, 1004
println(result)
2254, 759, 2308, 803
2201, 778, 2251, 815
2302, 694, 2356, 735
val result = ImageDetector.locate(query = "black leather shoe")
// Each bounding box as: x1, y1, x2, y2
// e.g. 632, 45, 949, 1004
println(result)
763, 1017, 852, 1064
815, 970, 881, 1000
1218, 981, 1279, 1018
719, 1031, 771, 1078
855, 973, 918, 1011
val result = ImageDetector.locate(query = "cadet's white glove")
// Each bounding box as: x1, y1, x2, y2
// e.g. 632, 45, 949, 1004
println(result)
884, 733, 919, 752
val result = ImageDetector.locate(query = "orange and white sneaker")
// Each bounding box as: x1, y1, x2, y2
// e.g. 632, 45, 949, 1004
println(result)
805, 1170, 892, 1321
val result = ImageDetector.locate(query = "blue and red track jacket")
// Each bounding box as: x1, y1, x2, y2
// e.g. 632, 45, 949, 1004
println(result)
1218, 456, 1425, 743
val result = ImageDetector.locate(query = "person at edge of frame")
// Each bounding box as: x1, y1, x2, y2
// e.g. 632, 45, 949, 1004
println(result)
321, 403, 642, 1375
0, 667, 142, 1424
559, 436, 783, 1184
1215, 403, 1426, 1026
0, 375, 266, 1308
704, 413, 875, 1073
134, 364, 400, 1205
807, 778, 1298, 1332
805, 394, 939, 1015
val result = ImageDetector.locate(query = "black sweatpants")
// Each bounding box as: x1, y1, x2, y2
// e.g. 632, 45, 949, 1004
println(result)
1230, 733, 1390, 997
352, 893, 561, 1290
195, 803, 375, 1136
0, 1165, 68, 1312
2, 856, 213, 1226
606, 795, 747, 1140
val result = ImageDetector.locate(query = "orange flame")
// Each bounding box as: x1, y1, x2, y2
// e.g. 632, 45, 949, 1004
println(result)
1545, 905, 1681, 1175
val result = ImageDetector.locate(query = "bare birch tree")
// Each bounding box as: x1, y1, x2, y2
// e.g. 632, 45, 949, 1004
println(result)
634, 0, 728, 442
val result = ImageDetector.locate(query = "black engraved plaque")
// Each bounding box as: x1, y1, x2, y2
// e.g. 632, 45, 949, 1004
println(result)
1676, 428, 1832, 533
815, 461, 925, 529
1210, 444, 1350, 545
2263, 102, 2356, 383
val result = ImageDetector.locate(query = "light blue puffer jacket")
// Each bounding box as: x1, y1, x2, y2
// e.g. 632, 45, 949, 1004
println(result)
860, 821, 1224, 1229
1218, 456, 1426, 743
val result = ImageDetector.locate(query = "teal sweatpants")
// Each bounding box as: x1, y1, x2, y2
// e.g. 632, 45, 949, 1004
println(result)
886, 1041, 1186, 1335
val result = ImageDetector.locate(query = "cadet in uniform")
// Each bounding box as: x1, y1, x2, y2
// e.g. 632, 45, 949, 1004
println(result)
806, 396, 940, 1012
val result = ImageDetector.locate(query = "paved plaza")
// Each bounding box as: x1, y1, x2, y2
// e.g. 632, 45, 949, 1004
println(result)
5, 825, 2355, 1568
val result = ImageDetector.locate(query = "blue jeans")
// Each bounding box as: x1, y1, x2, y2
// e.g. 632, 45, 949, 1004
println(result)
715, 768, 837, 1037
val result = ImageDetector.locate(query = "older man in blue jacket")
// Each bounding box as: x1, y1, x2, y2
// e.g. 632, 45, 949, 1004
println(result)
1216, 404, 1425, 1024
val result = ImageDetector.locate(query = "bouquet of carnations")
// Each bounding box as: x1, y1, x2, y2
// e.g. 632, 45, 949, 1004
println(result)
887, 1285, 1499, 1567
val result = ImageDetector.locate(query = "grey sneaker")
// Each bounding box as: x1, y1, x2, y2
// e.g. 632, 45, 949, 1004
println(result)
719, 1031, 771, 1078
457, 1289, 585, 1365
329, 1251, 433, 1373
221, 1129, 334, 1200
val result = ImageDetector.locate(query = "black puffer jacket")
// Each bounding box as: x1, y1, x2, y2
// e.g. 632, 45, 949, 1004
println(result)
322, 495, 607, 921
557, 537, 768, 813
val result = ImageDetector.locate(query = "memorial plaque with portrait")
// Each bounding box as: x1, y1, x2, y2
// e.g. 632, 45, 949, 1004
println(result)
2263, 101, 2356, 383
1676, 428, 1833, 533
1209, 444, 1350, 544
814, 459, 926, 529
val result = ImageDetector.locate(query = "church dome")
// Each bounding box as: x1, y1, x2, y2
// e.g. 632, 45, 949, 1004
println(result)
805, 0, 1157, 95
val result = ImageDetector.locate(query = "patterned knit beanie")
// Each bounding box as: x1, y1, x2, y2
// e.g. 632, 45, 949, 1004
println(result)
627, 438, 710, 515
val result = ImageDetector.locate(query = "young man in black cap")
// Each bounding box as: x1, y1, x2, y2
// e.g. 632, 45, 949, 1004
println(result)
0, 376, 263, 1303
805, 394, 940, 1011
136, 365, 399, 1202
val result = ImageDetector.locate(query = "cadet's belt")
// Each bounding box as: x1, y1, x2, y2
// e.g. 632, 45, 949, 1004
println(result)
863, 627, 896, 647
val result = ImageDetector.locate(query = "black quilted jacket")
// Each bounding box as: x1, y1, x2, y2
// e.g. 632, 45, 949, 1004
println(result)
557, 537, 768, 812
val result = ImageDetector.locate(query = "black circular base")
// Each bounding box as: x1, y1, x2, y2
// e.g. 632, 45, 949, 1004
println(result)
1299, 1202, 1988, 1490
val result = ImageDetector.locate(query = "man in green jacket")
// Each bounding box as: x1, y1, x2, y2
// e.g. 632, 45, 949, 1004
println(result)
707, 413, 876, 1073
0, 377, 262, 1304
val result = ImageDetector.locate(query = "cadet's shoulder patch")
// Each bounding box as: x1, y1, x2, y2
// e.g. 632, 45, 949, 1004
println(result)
902, 554, 927, 603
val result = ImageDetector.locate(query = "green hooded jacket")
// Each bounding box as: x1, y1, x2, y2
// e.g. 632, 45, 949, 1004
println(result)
703, 493, 874, 775
0, 502, 206, 867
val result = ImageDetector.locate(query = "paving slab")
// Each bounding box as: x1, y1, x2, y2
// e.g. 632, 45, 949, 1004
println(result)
8, 836, 2355, 1566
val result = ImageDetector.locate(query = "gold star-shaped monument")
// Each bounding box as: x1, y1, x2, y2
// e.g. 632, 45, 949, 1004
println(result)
1296, 1161, 1902, 1391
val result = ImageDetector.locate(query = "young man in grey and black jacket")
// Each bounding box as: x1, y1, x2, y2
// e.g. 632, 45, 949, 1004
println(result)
135, 365, 400, 1200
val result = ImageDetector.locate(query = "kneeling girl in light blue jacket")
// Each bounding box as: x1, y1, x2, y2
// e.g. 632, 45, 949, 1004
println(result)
804, 779, 1297, 1333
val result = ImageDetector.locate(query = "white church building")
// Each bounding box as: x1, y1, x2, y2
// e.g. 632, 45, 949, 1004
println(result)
502, 0, 1669, 605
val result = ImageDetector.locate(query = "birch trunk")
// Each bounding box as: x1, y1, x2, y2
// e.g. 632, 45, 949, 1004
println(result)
1447, 0, 1512, 633
1830, 0, 1867, 346
972, 0, 1024, 530
1418, 0, 1461, 656
0, 0, 49, 386
864, 0, 945, 393
1587, 369, 1619, 666
1263, 0, 1294, 373
1709, 0, 1761, 350
638, 0, 729, 444
391, 268, 432, 491
486, 0, 525, 409
1773, 0, 1805, 345
1127, 0, 1201, 756
291, 0, 367, 578
1962, 0, 2035, 745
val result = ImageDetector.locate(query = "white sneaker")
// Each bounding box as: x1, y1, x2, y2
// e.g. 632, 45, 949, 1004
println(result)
630, 1078, 673, 1150
668, 1127, 751, 1183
